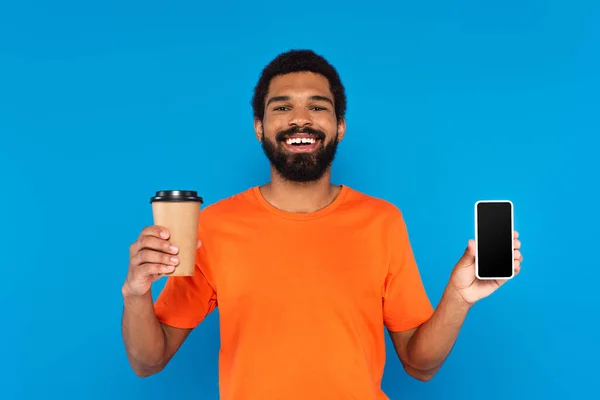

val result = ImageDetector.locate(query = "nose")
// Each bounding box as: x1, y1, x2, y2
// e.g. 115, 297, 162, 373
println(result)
288, 107, 312, 128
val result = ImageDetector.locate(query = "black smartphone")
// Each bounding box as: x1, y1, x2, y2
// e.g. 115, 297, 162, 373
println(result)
475, 200, 514, 280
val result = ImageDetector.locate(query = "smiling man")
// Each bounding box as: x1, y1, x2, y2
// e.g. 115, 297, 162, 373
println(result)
258, 73, 342, 184
121, 50, 523, 399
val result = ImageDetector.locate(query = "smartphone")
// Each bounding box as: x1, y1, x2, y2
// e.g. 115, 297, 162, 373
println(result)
475, 200, 514, 280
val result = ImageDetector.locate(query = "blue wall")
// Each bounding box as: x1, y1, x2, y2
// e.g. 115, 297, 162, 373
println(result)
1, 1, 598, 399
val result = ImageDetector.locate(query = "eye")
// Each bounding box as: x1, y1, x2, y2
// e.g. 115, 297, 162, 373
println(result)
273, 106, 290, 111
311, 106, 326, 111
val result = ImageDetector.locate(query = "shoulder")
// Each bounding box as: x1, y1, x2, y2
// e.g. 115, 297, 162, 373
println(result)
200, 187, 258, 215
198, 186, 260, 223
342, 187, 416, 251
343, 186, 405, 221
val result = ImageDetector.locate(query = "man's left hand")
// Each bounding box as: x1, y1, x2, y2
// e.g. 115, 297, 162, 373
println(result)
449, 230, 523, 306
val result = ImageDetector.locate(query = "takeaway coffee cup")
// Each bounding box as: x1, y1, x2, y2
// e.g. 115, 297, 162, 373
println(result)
150, 190, 203, 277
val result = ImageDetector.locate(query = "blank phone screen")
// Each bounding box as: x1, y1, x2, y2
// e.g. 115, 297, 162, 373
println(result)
476, 202, 513, 279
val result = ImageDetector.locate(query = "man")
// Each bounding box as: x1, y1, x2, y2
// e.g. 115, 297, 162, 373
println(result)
121, 49, 523, 399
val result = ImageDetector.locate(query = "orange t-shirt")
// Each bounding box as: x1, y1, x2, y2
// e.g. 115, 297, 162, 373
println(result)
153, 185, 434, 399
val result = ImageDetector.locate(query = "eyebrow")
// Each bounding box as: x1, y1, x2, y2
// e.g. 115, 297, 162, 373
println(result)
266, 95, 334, 107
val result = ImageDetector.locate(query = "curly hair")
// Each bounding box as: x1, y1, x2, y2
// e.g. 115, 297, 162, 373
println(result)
251, 49, 347, 122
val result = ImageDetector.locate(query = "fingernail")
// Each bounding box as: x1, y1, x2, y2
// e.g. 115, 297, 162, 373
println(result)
170, 245, 178, 253
160, 231, 169, 238
170, 257, 179, 264
165, 265, 175, 272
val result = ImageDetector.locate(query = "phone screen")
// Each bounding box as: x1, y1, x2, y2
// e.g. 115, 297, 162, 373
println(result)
476, 201, 514, 279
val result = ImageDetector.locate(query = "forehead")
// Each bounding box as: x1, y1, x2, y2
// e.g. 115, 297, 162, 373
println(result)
267, 72, 333, 100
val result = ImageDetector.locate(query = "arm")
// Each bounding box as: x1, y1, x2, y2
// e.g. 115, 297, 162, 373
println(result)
121, 225, 217, 377
389, 285, 470, 381
121, 288, 192, 377
389, 234, 523, 381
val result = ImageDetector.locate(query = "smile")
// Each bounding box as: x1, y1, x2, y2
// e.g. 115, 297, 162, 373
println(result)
282, 135, 321, 153
286, 137, 316, 145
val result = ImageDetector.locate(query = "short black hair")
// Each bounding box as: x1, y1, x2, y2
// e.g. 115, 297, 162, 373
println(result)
251, 49, 346, 122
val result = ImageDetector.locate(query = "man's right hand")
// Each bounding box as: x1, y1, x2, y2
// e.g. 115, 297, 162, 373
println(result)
122, 225, 200, 377
123, 226, 183, 297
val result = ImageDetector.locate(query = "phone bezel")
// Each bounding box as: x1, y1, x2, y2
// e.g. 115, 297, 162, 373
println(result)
474, 200, 515, 280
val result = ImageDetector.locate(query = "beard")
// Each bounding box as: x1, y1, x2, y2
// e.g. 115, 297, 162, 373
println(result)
261, 125, 339, 183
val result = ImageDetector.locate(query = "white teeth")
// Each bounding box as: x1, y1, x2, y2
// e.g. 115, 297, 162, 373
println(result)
286, 137, 316, 144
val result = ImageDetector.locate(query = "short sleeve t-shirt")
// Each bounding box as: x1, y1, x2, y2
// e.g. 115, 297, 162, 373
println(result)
153, 185, 434, 399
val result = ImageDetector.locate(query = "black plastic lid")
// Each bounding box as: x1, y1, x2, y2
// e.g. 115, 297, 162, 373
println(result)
150, 190, 203, 203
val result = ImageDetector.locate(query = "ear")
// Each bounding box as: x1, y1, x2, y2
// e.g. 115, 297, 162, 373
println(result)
254, 118, 263, 142
336, 118, 347, 142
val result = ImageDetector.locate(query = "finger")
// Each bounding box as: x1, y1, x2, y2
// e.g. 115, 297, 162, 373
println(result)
494, 278, 508, 288
134, 249, 179, 267
455, 240, 476, 269
132, 226, 171, 257
514, 250, 522, 260
138, 263, 176, 276
514, 239, 521, 250
514, 230, 519, 239
197, 239, 202, 249
137, 235, 179, 255
514, 260, 521, 275
140, 225, 170, 240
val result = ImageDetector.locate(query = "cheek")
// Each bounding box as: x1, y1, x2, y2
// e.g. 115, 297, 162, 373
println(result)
262, 126, 278, 140
315, 114, 337, 131
262, 116, 287, 136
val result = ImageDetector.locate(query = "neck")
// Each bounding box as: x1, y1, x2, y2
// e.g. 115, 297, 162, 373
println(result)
259, 167, 342, 213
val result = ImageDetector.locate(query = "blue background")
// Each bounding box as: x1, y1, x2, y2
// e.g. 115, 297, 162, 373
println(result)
1, 1, 598, 399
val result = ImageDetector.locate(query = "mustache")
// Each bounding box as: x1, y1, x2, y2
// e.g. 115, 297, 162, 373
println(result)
275, 126, 326, 142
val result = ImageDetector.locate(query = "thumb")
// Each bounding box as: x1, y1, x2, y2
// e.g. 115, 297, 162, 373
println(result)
455, 239, 476, 269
